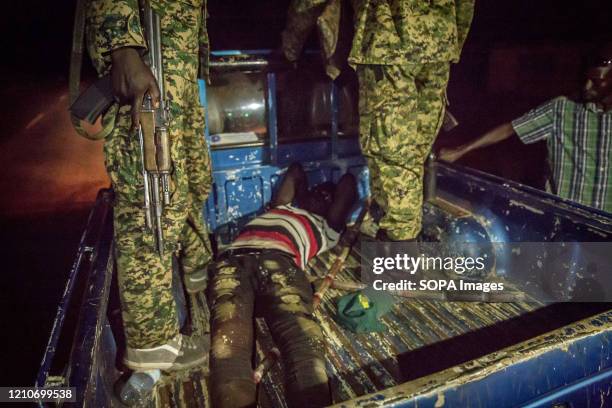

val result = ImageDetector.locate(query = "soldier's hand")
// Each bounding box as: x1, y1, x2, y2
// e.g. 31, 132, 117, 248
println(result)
110, 47, 161, 132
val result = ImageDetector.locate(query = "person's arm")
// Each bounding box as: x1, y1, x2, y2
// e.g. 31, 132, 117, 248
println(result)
325, 173, 357, 232
86, 0, 160, 131
86, 0, 147, 75
271, 163, 309, 207
438, 122, 515, 163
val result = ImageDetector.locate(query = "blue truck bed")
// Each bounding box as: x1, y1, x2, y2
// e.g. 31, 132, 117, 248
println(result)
36, 51, 612, 407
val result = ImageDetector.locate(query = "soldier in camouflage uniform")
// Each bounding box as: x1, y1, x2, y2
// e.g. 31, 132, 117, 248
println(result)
86, 0, 213, 370
351, 0, 474, 240
283, 0, 474, 241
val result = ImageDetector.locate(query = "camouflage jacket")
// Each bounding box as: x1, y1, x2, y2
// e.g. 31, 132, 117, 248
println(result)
349, 0, 475, 65
283, 0, 474, 73
86, 0, 209, 81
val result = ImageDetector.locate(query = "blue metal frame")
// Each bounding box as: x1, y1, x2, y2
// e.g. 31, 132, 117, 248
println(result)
267, 72, 278, 165
36, 177, 612, 407
35, 190, 116, 406
200, 51, 369, 243
337, 311, 612, 408
37, 50, 612, 407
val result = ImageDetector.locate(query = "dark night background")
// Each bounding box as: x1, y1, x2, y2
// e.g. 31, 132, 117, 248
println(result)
1, 0, 611, 388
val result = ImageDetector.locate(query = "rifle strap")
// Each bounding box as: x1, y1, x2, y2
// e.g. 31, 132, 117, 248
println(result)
69, 0, 118, 140
69, 0, 86, 106
70, 105, 118, 141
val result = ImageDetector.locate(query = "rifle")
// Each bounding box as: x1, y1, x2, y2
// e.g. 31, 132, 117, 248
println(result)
69, 2, 171, 257
139, 3, 172, 257
312, 200, 370, 309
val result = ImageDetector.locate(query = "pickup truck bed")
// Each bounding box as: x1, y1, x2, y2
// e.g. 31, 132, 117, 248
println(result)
149, 198, 611, 407
36, 162, 612, 407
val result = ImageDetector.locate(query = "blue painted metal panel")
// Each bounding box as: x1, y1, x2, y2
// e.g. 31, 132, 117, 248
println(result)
426, 163, 612, 303
36, 190, 114, 393
183, 50, 612, 405
210, 146, 265, 169
521, 367, 612, 408
199, 55, 370, 240
338, 312, 612, 408
206, 154, 369, 242
276, 140, 332, 164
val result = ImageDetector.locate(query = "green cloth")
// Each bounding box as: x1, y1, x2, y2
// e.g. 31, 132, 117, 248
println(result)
336, 288, 396, 333
512, 96, 612, 212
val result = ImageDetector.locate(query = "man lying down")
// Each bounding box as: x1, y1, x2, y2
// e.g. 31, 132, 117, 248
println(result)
208, 162, 357, 408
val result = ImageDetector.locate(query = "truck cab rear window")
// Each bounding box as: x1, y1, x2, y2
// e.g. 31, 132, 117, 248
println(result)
206, 71, 267, 148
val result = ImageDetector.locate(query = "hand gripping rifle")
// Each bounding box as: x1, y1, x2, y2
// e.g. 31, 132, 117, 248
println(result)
69, 2, 171, 257
139, 3, 172, 257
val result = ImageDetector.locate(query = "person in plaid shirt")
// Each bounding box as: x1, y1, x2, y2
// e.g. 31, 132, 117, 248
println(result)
440, 44, 612, 212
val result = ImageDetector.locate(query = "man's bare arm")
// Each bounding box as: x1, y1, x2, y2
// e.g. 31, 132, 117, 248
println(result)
438, 122, 515, 163
271, 163, 308, 207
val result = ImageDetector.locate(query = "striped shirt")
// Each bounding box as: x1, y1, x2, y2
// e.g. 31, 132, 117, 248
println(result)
224, 204, 340, 269
512, 96, 612, 212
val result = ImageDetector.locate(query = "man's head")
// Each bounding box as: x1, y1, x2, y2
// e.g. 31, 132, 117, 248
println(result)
583, 43, 612, 104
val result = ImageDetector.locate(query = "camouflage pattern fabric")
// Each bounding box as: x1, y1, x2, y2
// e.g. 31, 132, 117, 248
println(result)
282, 0, 473, 239
86, 0, 213, 349
281, 0, 348, 79
351, 0, 474, 240
348, 0, 475, 66
209, 251, 330, 408
358, 62, 450, 239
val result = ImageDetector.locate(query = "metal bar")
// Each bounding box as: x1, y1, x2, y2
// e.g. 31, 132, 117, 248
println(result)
139, 128, 153, 229
330, 81, 339, 160
266, 72, 278, 165
151, 173, 165, 256
210, 60, 268, 69
62, 195, 114, 407
521, 366, 612, 408
438, 161, 612, 226
35, 190, 111, 391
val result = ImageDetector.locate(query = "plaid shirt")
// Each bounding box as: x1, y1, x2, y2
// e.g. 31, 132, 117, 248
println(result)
512, 96, 612, 213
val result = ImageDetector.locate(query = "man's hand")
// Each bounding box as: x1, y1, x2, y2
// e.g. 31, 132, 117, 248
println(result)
438, 147, 466, 163
110, 47, 160, 132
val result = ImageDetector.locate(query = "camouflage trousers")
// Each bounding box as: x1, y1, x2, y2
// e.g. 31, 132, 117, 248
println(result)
357, 62, 450, 240
209, 250, 330, 408
107, 75, 213, 350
